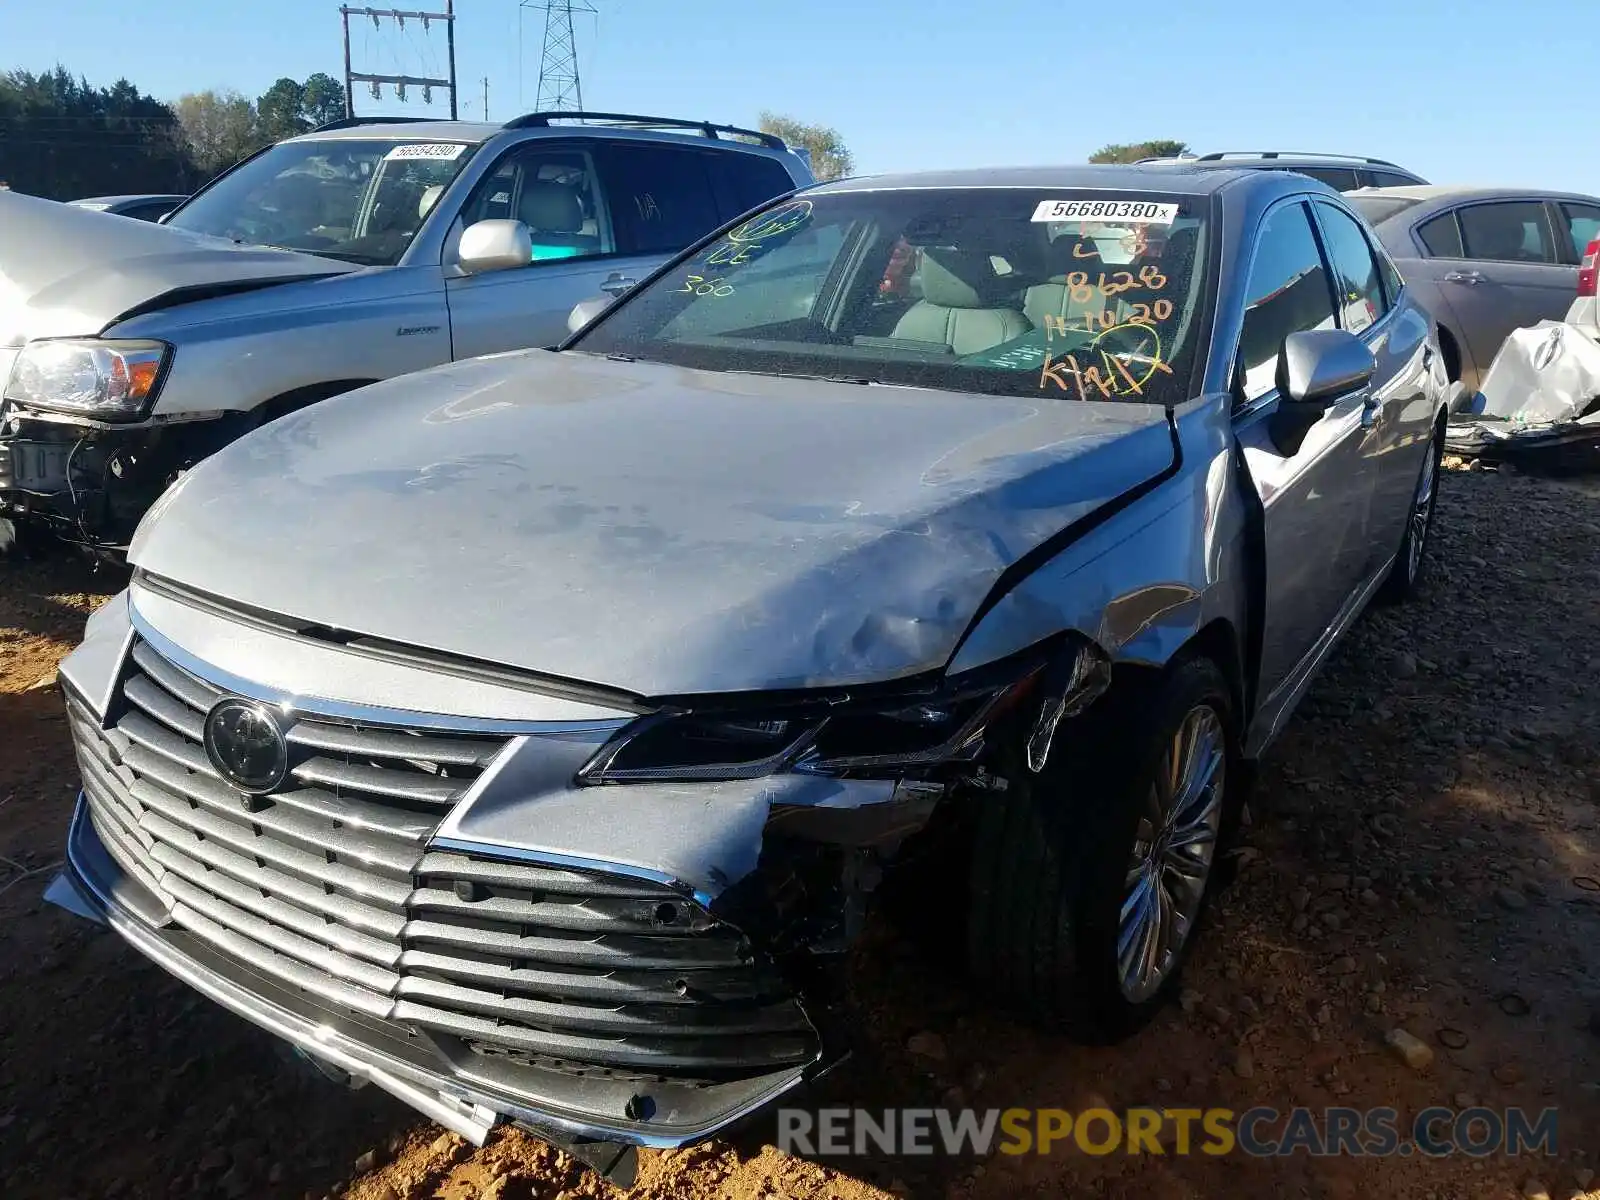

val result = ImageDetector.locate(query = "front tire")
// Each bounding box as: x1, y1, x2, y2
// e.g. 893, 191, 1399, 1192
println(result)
966, 656, 1237, 1042
1376, 418, 1444, 605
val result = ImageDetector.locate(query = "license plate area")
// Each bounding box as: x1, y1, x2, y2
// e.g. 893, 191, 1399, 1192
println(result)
5, 441, 73, 491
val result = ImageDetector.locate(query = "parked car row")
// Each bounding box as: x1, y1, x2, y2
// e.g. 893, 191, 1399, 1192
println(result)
29, 124, 1460, 1183
1, 113, 813, 553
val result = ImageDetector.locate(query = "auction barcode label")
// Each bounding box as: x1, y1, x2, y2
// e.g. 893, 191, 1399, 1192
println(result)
1031, 199, 1180, 224
385, 143, 469, 161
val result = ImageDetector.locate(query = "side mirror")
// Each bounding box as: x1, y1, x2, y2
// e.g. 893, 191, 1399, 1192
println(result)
1276, 329, 1375, 405
458, 219, 532, 275
1269, 329, 1375, 454
567, 295, 615, 335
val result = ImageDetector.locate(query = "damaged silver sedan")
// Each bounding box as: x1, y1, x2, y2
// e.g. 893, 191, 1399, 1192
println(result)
48, 164, 1453, 1181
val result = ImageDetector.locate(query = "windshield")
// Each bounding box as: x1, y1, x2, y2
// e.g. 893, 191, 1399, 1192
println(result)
167, 138, 476, 265
1345, 194, 1422, 227
575, 188, 1211, 405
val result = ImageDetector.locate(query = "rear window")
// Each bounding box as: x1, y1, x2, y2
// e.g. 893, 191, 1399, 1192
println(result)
1346, 195, 1422, 227
575, 188, 1213, 407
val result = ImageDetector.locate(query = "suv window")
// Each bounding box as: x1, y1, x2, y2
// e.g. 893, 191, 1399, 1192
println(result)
1559, 201, 1600, 260
1366, 171, 1418, 189
167, 137, 477, 266
707, 153, 796, 222
1315, 201, 1388, 333
1236, 201, 1337, 402
598, 144, 723, 255
462, 144, 611, 262
1416, 212, 1463, 258
1290, 166, 1361, 192
1456, 201, 1556, 264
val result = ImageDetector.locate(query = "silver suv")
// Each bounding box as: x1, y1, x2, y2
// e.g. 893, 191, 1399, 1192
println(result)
0, 112, 813, 554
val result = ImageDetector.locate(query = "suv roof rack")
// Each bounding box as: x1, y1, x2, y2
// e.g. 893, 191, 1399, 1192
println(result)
310, 115, 438, 132
1194, 151, 1406, 170
500, 110, 787, 150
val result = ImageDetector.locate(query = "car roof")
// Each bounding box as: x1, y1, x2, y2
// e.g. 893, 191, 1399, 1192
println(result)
810, 164, 1258, 196
287, 120, 502, 145
1350, 184, 1600, 203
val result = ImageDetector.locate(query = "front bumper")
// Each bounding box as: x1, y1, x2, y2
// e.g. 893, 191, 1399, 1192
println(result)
55, 792, 820, 1149
0, 406, 253, 552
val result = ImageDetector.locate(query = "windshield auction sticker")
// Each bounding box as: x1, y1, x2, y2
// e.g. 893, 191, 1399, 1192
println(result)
1031, 199, 1179, 224
384, 143, 469, 161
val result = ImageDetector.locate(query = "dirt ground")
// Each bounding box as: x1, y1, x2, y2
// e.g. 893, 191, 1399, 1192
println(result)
3, 462, 1600, 1200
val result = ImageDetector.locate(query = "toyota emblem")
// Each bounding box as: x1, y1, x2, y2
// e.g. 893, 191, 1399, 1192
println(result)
203, 698, 290, 795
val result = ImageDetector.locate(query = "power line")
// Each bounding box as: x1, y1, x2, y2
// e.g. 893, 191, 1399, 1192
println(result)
519, 1, 595, 113
340, 3, 458, 118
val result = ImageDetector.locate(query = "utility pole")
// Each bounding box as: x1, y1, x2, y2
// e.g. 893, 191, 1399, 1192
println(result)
481, 77, 489, 121
340, 5, 458, 119
518, 1, 594, 112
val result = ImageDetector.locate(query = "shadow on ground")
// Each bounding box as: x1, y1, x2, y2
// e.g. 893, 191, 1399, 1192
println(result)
1, 466, 1597, 1200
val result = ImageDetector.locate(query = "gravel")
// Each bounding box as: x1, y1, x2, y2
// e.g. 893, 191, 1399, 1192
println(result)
2, 464, 1599, 1199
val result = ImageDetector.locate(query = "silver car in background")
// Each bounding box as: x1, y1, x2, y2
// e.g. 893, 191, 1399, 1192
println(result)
1347, 185, 1600, 396
0, 112, 812, 554
48, 165, 1453, 1181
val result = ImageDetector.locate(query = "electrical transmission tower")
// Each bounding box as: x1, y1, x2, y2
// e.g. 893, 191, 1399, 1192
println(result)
520, 1, 595, 112
341, 4, 459, 120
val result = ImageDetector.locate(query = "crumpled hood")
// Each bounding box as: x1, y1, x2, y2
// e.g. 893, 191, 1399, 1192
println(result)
0, 190, 354, 352
130, 350, 1176, 696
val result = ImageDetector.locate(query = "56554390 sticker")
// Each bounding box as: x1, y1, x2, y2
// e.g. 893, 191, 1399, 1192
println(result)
384, 142, 469, 161
1031, 199, 1179, 224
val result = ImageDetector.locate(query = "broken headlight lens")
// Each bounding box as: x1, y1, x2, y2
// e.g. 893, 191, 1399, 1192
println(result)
577, 643, 1115, 785
4, 338, 171, 420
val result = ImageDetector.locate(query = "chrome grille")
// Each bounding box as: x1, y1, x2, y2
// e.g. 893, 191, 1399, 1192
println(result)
67, 636, 817, 1080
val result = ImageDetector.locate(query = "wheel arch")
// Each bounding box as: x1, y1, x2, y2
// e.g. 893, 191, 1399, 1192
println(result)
254, 379, 380, 427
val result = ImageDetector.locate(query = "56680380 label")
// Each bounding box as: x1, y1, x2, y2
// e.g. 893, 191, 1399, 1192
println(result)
1030, 199, 1180, 224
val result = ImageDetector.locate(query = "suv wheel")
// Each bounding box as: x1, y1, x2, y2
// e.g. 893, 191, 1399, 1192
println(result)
966, 656, 1237, 1042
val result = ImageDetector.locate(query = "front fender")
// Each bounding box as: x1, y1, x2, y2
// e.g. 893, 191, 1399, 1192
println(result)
948, 393, 1250, 679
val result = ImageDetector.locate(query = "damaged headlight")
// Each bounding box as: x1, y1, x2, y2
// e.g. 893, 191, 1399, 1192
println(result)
579, 638, 1112, 784
4, 338, 171, 420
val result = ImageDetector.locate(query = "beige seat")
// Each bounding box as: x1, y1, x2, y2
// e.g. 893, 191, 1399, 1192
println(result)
891, 248, 1029, 355
1023, 234, 1106, 330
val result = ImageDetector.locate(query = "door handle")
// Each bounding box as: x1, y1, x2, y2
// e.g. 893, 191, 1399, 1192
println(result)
1443, 269, 1486, 285
599, 274, 637, 297
1360, 394, 1381, 429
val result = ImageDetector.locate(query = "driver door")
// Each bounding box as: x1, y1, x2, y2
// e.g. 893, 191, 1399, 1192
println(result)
1231, 199, 1380, 726
443, 142, 650, 357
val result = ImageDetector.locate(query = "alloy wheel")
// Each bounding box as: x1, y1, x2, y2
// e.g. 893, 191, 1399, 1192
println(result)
1407, 441, 1439, 582
1117, 704, 1225, 1003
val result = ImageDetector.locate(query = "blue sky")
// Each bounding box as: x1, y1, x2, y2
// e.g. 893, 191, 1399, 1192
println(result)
5, 0, 1596, 193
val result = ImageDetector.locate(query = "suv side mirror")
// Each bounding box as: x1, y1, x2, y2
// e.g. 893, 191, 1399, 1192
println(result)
1270, 329, 1375, 453
567, 295, 615, 335
459, 219, 532, 275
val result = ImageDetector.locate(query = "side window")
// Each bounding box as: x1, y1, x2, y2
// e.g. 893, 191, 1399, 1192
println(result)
1367, 171, 1417, 189
1558, 202, 1600, 260
1236, 202, 1338, 403
1315, 202, 1389, 333
598, 144, 722, 255
706, 152, 796, 222
1456, 202, 1556, 264
1416, 212, 1463, 258
1294, 166, 1361, 192
460, 144, 612, 263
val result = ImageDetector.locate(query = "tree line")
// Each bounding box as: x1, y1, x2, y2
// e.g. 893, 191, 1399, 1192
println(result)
0, 67, 346, 200
0, 62, 875, 201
